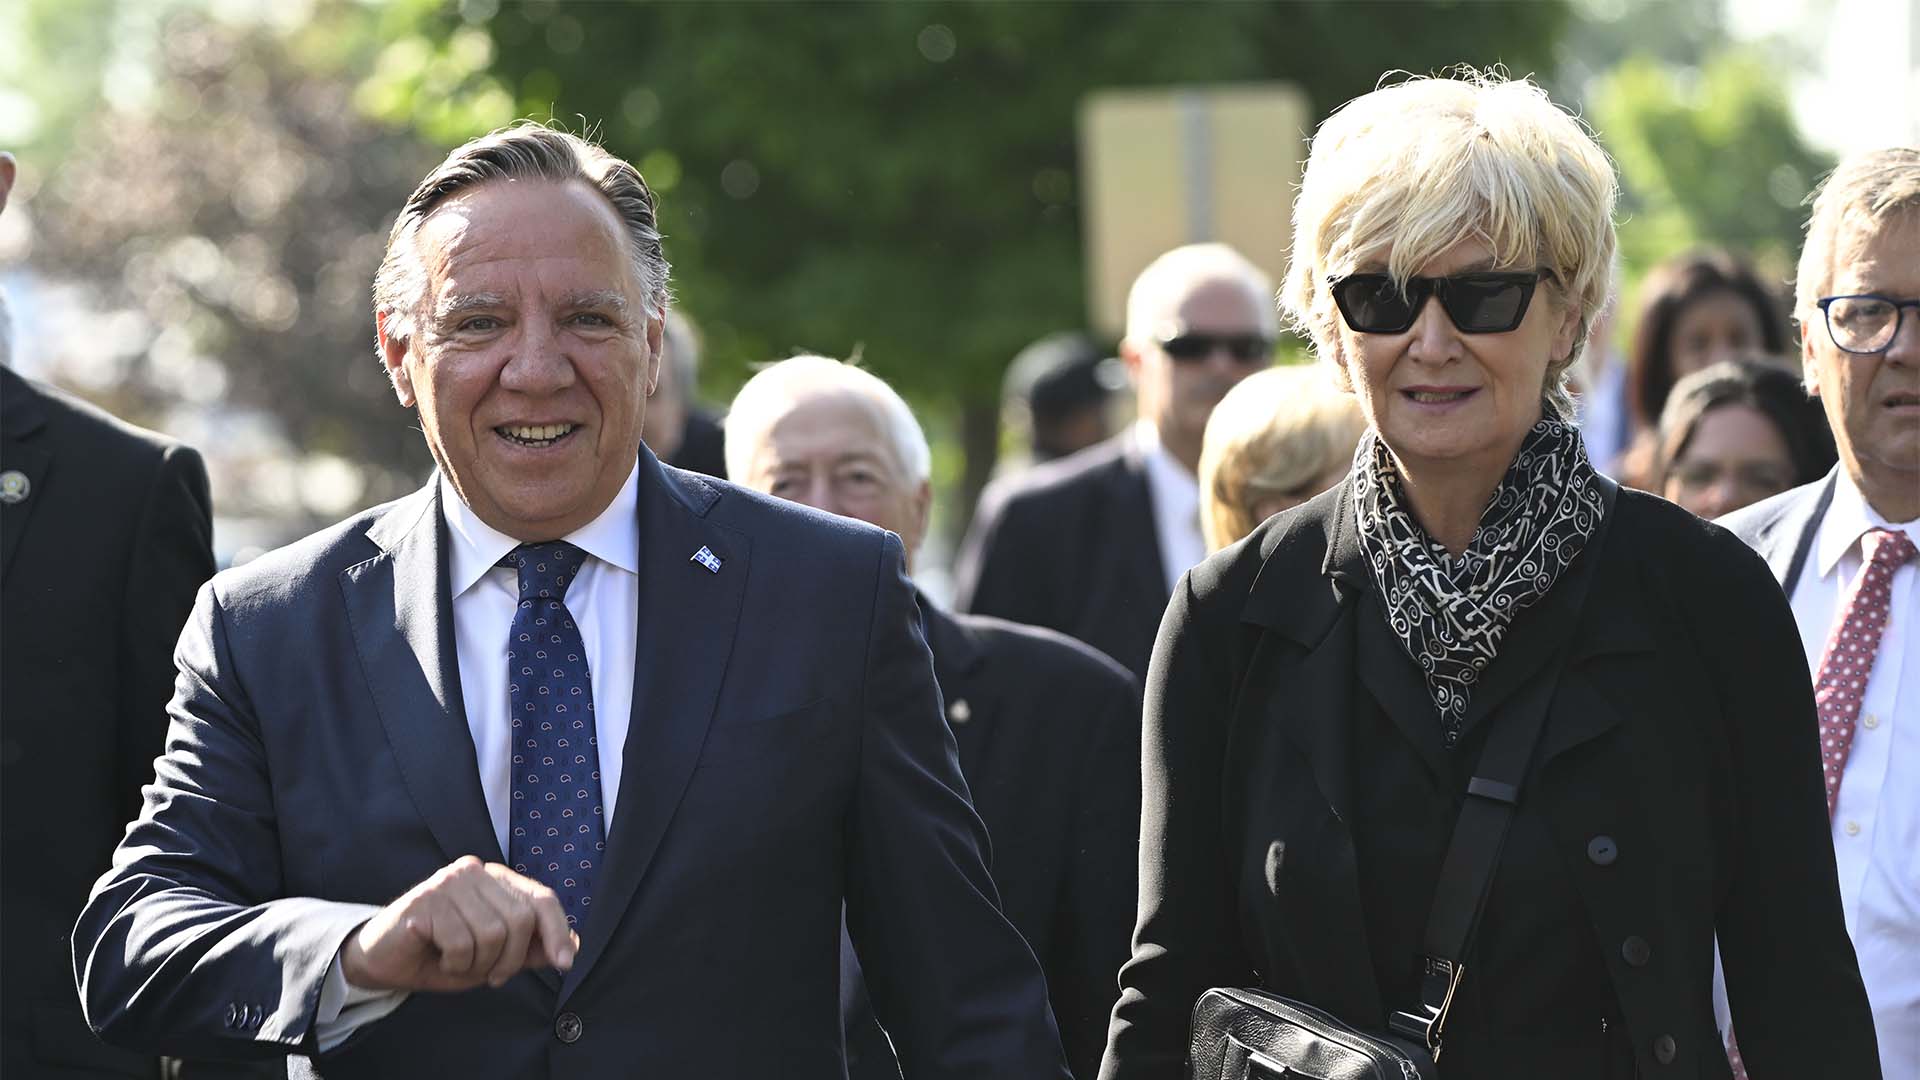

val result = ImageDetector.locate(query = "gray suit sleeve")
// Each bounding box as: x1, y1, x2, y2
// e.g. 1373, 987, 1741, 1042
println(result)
74, 582, 378, 1062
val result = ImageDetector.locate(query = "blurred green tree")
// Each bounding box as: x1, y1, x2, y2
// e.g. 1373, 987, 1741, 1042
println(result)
1592, 49, 1834, 286
366, 0, 1570, 535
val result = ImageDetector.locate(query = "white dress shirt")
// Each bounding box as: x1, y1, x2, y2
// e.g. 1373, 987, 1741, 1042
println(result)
1714, 472, 1919, 1072
1790, 474, 1918, 1076
315, 464, 643, 1047
1137, 421, 1207, 593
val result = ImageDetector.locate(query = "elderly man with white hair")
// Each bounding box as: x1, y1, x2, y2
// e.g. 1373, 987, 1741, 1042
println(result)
954, 244, 1276, 679
728, 355, 1142, 1080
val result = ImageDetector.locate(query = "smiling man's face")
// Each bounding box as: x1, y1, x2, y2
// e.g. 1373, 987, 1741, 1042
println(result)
380, 178, 662, 541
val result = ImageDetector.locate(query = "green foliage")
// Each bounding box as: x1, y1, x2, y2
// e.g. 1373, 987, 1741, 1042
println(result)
368, 0, 1569, 519
1593, 50, 1833, 282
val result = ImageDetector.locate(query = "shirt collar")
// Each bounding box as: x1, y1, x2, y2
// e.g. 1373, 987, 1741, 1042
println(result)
1135, 420, 1199, 504
440, 462, 643, 598
1815, 469, 1920, 577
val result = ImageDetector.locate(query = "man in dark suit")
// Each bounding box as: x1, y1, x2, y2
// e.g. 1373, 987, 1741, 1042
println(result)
725, 355, 1142, 1080
1718, 148, 1918, 1078
953, 244, 1275, 678
0, 151, 219, 1079
72, 125, 1068, 1080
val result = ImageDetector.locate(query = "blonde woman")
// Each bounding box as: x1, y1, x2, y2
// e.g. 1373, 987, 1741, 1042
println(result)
1198, 365, 1367, 552
1101, 72, 1877, 1079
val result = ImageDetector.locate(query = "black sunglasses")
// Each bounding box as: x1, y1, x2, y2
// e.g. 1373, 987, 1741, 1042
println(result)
1155, 332, 1274, 364
1329, 270, 1545, 335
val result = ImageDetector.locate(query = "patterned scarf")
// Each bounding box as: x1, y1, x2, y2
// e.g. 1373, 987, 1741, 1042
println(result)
1349, 415, 1606, 747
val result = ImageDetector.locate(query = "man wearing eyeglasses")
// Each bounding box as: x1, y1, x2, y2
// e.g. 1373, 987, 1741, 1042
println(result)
954, 244, 1275, 679
1719, 148, 1920, 1078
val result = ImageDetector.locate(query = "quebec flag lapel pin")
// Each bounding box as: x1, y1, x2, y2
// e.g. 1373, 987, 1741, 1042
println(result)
690, 546, 723, 573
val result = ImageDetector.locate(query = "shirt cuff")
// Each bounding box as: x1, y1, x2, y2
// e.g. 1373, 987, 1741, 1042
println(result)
314, 945, 410, 1052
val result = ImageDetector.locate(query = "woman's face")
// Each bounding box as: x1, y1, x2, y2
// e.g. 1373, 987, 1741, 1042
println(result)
1331, 237, 1580, 479
1662, 403, 1797, 519
1669, 289, 1765, 379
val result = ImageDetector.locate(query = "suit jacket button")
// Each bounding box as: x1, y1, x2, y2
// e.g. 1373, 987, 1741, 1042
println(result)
223, 1004, 238, 1028
555, 1011, 584, 1044
1621, 935, 1651, 967
1653, 1033, 1677, 1064
1586, 835, 1618, 866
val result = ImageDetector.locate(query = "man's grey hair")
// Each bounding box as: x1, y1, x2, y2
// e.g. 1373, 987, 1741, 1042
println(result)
723, 355, 932, 486
1795, 148, 1920, 323
372, 122, 671, 358
660, 309, 701, 405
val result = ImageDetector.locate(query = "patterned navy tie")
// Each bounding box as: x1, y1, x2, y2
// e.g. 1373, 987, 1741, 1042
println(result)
501, 541, 606, 931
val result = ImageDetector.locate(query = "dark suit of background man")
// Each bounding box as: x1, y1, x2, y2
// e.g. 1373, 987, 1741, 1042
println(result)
72, 125, 1069, 1080
726, 355, 1143, 1080
0, 149, 219, 1078
1719, 148, 1920, 1078
954, 244, 1276, 679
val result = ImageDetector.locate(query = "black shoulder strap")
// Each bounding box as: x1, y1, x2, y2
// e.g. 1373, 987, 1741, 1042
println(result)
1780, 476, 1834, 597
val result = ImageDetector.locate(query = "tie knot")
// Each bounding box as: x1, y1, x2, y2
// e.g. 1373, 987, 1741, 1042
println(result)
501, 541, 587, 603
1863, 528, 1917, 571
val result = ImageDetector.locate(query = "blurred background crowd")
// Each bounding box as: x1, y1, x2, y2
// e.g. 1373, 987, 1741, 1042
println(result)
1, 0, 1911, 591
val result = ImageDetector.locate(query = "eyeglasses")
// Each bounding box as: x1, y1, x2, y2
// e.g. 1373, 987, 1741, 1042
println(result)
1155, 332, 1274, 365
1328, 270, 1545, 335
1817, 294, 1920, 355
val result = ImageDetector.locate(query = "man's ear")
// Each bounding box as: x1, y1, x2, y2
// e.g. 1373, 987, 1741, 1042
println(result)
644, 308, 665, 396
377, 311, 416, 408
1119, 337, 1144, 384
1802, 325, 1822, 398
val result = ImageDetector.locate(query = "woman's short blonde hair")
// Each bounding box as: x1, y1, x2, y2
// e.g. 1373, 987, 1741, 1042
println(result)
1199, 365, 1368, 551
1278, 69, 1619, 421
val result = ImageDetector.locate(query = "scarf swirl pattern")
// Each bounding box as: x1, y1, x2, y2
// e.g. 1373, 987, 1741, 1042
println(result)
1349, 416, 1606, 747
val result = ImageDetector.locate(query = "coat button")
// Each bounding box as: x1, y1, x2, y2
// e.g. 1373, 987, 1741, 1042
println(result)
1622, 936, 1651, 967
1653, 1034, 1677, 1064
555, 1012, 583, 1044
223, 1004, 238, 1028
1586, 835, 1618, 866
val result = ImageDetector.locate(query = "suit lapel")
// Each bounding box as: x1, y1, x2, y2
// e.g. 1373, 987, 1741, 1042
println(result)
0, 370, 51, 585
921, 600, 986, 768
563, 454, 747, 999
341, 483, 504, 869
1116, 437, 1171, 610
1772, 472, 1835, 595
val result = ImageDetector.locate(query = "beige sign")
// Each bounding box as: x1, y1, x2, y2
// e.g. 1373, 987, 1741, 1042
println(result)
1078, 84, 1311, 336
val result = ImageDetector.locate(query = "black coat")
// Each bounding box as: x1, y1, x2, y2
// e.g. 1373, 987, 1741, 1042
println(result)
1, 367, 215, 1078
954, 433, 1167, 680
1101, 481, 1880, 1079
848, 603, 1142, 1080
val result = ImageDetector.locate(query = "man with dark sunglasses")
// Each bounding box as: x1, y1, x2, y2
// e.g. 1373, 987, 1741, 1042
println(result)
955, 243, 1275, 679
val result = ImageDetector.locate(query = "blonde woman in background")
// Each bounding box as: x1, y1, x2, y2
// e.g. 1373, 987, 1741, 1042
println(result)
1198, 365, 1367, 552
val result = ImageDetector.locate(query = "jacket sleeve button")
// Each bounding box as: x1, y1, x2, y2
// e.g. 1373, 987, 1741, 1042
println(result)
1586, 835, 1618, 866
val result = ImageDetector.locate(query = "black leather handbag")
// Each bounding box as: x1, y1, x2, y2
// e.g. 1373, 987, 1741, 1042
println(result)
1187, 639, 1564, 1080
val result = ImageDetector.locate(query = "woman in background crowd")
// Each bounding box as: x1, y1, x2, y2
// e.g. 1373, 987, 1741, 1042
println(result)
1657, 358, 1837, 519
1197, 365, 1366, 552
1615, 250, 1788, 484
1101, 70, 1878, 1080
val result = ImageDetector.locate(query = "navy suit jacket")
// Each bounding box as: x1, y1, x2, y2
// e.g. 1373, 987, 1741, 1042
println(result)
74, 448, 1069, 1080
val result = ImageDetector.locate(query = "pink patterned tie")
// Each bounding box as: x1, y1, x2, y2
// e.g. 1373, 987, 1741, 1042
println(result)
1726, 526, 1916, 1078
